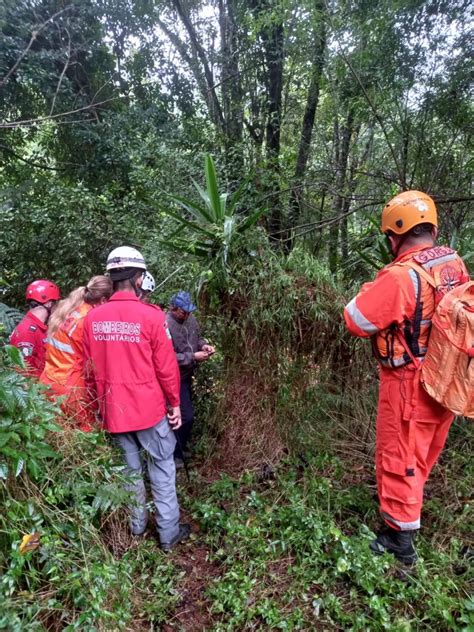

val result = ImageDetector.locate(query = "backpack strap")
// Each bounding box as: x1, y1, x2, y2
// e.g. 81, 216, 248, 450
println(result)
399, 261, 437, 288
395, 330, 422, 370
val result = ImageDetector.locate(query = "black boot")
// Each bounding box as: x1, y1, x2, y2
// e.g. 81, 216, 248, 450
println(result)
160, 523, 191, 552
370, 527, 418, 565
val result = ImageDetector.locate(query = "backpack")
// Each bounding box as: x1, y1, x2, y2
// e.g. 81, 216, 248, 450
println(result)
401, 258, 473, 418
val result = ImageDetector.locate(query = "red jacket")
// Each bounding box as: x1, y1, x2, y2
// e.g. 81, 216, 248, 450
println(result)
82, 291, 180, 433
9, 312, 48, 376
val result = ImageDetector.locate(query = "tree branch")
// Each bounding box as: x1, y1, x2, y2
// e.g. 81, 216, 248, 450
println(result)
49, 27, 72, 116
0, 96, 124, 129
0, 143, 66, 170
0, 7, 72, 88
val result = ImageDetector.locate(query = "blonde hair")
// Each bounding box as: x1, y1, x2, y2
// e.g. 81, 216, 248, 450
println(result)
48, 275, 113, 335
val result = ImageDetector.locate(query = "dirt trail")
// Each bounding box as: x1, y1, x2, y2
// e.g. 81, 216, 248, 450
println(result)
163, 531, 221, 631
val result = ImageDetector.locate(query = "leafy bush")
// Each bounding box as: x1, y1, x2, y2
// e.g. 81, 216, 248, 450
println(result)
0, 303, 23, 339
189, 449, 473, 631
0, 346, 179, 630
0, 346, 60, 481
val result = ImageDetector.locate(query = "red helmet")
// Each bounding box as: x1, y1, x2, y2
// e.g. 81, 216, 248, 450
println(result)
25, 280, 61, 304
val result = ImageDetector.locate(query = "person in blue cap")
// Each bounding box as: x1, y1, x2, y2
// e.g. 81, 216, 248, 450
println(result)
166, 291, 215, 467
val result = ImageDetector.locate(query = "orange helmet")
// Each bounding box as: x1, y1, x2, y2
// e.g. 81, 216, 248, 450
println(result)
381, 190, 437, 235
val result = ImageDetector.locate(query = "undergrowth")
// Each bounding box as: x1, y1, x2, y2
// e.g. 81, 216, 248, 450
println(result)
0, 346, 178, 630
186, 429, 473, 631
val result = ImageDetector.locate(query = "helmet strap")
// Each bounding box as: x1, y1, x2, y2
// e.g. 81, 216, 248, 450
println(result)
130, 276, 140, 298
386, 232, 406, 259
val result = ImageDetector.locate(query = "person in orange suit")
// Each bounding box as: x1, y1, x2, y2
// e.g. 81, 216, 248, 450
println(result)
344, 191, 469, 564
40, 275, 113, 431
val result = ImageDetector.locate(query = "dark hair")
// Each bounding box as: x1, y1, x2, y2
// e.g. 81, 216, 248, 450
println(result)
409, 222, 434, 237
386, 223, 435, 240
112, 268, 144, 292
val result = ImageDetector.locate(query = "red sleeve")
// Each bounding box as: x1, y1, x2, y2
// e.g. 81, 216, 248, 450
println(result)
151, 314, 181, 407
344, 266, 415, 338
9, 319, 44, 377
82, 317, 97, 406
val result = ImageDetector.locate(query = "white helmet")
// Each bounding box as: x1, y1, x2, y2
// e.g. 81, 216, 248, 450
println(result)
106, 246, 146, 271
142, 272, 156, 293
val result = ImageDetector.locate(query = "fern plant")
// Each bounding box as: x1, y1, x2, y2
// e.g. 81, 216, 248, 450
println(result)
0, 302, 23, 339
0, 345, 60, 481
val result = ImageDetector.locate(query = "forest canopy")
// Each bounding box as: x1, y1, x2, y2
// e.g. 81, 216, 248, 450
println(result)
0, 0, 472, 303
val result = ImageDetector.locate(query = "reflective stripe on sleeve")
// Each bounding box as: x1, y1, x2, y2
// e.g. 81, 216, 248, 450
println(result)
345, 298, 379, 334
47, 337, 74, 354
407, 268, 420, 297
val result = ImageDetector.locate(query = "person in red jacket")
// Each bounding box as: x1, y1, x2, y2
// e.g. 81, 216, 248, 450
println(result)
344, 191, 469, 564
83, 246, 190, 551
10, 279, 61, 377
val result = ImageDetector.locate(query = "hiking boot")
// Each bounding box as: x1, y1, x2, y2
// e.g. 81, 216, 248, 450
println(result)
160, 523, 191, 552
370, 527, 418, 565
131, 511, 149, 537
131, 529, 149, 540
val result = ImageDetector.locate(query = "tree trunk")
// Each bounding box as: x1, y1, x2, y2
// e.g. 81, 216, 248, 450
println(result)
286, 2, 327, 246
218, 0, 244, 179
171, 0, 226, 133
263, 12, 284, 238
248, 0, 285, 238
329, 109, 354, 275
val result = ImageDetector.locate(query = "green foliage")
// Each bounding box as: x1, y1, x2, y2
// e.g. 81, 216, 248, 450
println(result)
0, 302, 23, 337
0, 346, 60, 481
161, 155, 266, 289
188, 446, 473, 631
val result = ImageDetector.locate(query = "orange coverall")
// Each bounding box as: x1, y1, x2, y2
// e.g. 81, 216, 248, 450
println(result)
344, 243, 468, 530
40, 302, 94, 431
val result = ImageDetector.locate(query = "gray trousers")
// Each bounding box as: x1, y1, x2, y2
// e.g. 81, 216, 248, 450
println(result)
113, 417, 180, 544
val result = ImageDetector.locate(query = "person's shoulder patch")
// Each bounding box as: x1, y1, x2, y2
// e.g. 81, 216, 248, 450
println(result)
18, 342, 34, 356
163, 321, 172, 340
413, 245, 455, 266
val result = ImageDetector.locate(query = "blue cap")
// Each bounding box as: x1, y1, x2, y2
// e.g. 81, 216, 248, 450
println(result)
170, 290, 197, 313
